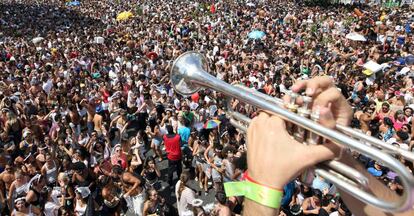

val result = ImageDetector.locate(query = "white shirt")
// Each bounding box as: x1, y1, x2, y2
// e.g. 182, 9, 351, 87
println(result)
43, 79, 53, 95
175, 180, 196, 216
44, 201, 60, 216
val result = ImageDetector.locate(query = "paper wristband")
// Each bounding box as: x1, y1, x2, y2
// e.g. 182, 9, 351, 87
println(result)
224, 181, 283, 209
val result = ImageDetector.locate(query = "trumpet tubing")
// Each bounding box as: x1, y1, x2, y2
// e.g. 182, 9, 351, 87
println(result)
171, 51, 414, 212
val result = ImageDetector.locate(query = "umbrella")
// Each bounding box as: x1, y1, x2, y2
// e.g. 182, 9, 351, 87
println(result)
116, 11, 134, 21
248, 30, 265, 39
406, 55, 414, 65
94, 36, 104, 44
345, 32, 367, 41
66, 1, 80, 6
204, 119, 221, 129
246, 2, 256, 7
146, 51, 158, 60
32, 37, 44, 44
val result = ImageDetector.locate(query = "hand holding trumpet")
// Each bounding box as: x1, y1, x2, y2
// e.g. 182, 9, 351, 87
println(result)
247, 76, 352, 190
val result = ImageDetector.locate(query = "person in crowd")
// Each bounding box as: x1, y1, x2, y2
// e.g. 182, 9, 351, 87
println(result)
142, 188, 169, 216
164, 124, 182, 187
211, 191, 232, 216
1, 0, 414, 215
12, 196, 41, 216
141, 156, 161, 190
175, 171, 196, 216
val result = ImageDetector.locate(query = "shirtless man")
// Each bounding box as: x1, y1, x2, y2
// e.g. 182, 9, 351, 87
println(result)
111, 165, 144, 216
93, 113, 104, 136
358, 107, 376, 134
80, 98, 96, 134
0, 162, 15, 210
68, 104, 81, 135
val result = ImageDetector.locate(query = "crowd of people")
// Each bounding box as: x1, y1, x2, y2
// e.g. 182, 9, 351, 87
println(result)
1, 0, 414, 215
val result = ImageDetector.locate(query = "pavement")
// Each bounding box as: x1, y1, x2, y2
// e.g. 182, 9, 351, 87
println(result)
145, 149, 216, 213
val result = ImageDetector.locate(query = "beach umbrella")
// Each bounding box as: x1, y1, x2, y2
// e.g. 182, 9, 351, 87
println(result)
345, 32, 366, 41
191, 92, 199, 102
146, 51, 158, 60
248, 30, 265, 39
94, 36, 104, 44
66, 1, 80, 6
32, 37, 44, 44
116, 11, 134, 21
204, 119, 221, 129
406, 55, 414, 65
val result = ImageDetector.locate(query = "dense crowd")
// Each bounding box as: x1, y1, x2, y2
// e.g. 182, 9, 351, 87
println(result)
1, 0, 414, 215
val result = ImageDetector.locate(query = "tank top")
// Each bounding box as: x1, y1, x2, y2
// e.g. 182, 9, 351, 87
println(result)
144, 169, 157, 183
15, 182, 29, 196
45, 162, 57, 185
75, 200, 87, 216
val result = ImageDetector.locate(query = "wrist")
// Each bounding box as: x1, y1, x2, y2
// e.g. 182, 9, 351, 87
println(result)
224, 178, 283, 210
247, 170, 286, 190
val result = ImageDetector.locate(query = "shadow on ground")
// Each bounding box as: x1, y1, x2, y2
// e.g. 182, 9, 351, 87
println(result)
0, 2, 104, 39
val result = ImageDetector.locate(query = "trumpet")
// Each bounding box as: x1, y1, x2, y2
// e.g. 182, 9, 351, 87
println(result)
171, 51, 414, 212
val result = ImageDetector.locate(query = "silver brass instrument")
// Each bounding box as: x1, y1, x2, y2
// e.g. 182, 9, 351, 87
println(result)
171, 51, 414, 212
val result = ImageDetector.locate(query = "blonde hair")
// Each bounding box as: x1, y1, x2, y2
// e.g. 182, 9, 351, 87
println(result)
58, 172, 69, 183
6, 111, 18, 125
178, 171, 190, 200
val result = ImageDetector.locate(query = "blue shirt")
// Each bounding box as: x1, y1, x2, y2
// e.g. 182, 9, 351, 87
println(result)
368, 167, 383, 177
312, 176, 330, 192
281, 181, 295, 207
177, 126, 190, 146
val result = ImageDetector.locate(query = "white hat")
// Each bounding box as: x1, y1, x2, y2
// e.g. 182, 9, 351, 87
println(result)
395, 25, 403, 31
401, 67, 410, 74
75, 187, 91, 199
191, 199, 203, 207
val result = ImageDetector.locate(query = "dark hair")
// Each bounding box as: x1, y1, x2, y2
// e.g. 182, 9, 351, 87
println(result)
321, 194, 334, 207
183, 118, 190, 127
397, 131, 409, 141
144, 156, 155, 168
383, 117, 394, 128
58, 206, 73, 216
215, 191, 227, 205
166, 124, 174, 134
234, 153, 247, 171
312, 189, 323, 200
403, 106, 413, 114
403, 124, 411, 133
112, 165, 123, 175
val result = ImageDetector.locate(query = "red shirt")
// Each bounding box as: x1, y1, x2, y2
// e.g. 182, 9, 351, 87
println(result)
163, 134, 182, 161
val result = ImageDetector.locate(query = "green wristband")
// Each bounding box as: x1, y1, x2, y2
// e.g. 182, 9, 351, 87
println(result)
224, 181, 283, 209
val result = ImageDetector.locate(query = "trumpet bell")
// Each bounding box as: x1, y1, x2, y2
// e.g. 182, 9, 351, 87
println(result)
171, 51, 209, 96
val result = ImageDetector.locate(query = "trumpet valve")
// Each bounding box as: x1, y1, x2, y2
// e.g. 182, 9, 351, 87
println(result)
307, 109, 322, 145
286, 91, 299, 112
294, 96, 312, 143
